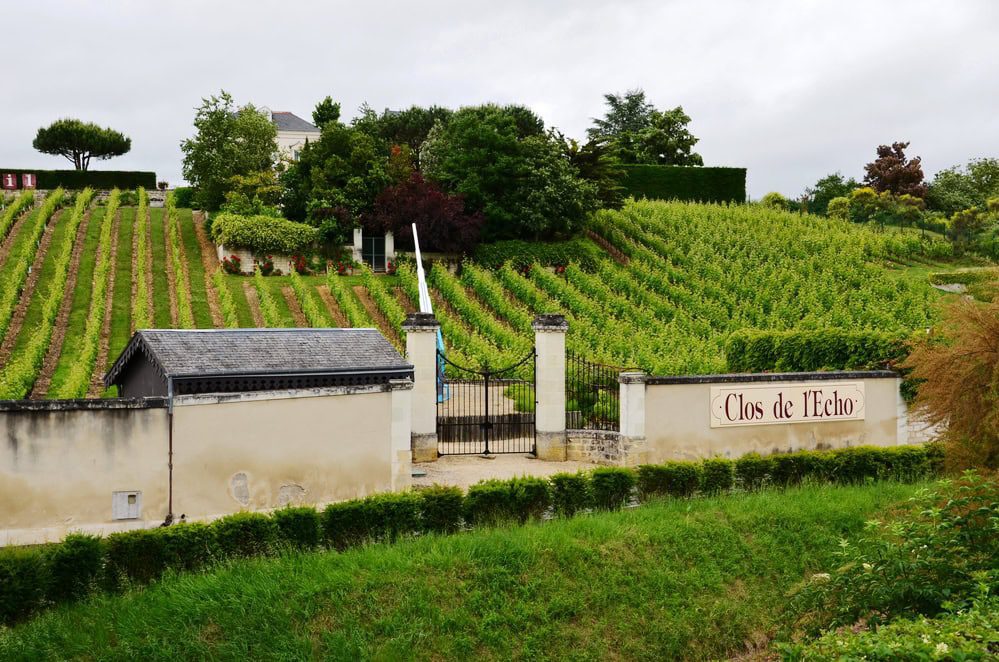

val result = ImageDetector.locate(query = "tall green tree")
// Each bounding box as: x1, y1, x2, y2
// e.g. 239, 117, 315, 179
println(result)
312, 96, 342, 129
588, 89, 702, 165
32, 119, 131, 170
180, 91, 277, 211
926, 158, 999, 215
805, 172, 859, 216
558, 134, 626, 209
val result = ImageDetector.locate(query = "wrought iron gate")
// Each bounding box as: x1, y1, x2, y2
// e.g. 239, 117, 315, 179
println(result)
436, 350, 536, 455
565, 351, 631, 431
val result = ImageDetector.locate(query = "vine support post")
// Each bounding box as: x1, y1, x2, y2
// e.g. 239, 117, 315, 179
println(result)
533, 314, 568, 461
403, 312, 440, 463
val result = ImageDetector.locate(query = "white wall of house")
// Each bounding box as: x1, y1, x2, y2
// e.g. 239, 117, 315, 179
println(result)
276, 130, 319, 161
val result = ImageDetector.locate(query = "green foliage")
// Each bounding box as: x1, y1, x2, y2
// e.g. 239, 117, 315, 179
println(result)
587, 89, 703, 166
131, 187, 152, 329
785, 472, 998, 636
473, 238, 603, 271
104, 529, 167, 588
365, 492, 422, 542
212, 268, 240, 328
726, 328, 910, 373
418, 485, 465, 534
0, 547, 48, 624
158, 522, 217, 571
805, 172, 859, 216
272, 506, 322, 549
210, 212, 319, 254
771, 452, 819, 488
32, 118, 131, 170
926, 157, 999, 215
173, 186, 195, 208
558, 135, 626, 209
0, 169, 153, 190
701, 458, 735, 494
252, 266, 282, 327
312, 95, 341, 129
322, 499, 374, 549
46, 533, 104, 602
549, 472, 592, 517
590, 467, 636, 510
181, 91, 278, 211
618, 165, 746, 203
465, 480, 520, 526
288, 269, 328, 327
636, 462, 702, 498
212, 512, 278, 558
735, 453, 773, 491
326, 267, 372, 327
0, 190, 34, 242
507, 476, 552, 523
928, 269, 996, 286
164, 192, 195, 328
760, 191, 790, 209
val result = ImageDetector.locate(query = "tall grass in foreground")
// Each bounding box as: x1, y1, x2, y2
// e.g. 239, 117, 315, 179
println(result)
0, 483, 922, 660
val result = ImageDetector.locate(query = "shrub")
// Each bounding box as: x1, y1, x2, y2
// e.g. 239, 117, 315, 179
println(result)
465, 479, 518, 526
104, 529, 167, 589
212, 512, 278, 558
322, 499, 375, 550
734, 453, 773, 491
760, 191, 789, 209
366, 492, 421, 542
473, 238, 603, 271
507, 476, 552, 523
222, 254, 242, 274
419, 485, 465, 533
173, 186, 195, 208
159, 522, 217, 571
272, 506, 322, 549
637, 462, 702, 499
46, 533, 104, 602
771, 452, 817, 487
700, 458, 735, 494
590, 467, 636, 510
725, 328, 910, 373
210, 212, 319, 255
827, 447, 888, 485
619, 164, 746, 203
0, 547, 48, 624
550, 472, 591, 517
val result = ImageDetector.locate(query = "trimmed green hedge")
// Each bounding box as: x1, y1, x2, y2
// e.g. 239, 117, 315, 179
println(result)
0, 443, 942, 626
620, 165, 746, 203
928, 269, 996, 286
473, 238, 603, 271
210, 212, 319, 255
0, 169, 155, 190
725, 328, 910, 373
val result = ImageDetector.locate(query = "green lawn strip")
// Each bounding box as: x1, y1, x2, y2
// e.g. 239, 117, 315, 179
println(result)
45, 207, 106, 396
262, 275, 298, 327
176, 208, 213, 328
0, 483, 920, 660
7, 206, 80, 357
221, 275, 255, 327
148, 207, 172, 328
108, 207, 135, 360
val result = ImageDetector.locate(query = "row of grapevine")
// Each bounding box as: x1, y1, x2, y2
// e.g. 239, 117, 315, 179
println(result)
253, 266, 282, 327
165, 192, 195, 328
288, 269, 328, 328
360, 264, 406, 338
0, 190, 34, 244
131, 188, 151, 330
326, 270, 372, 328
51, 190, 121, 398
429, 265, 529, 353
0, 189, 95, 399
0, 189, 64, 343
212, 269, 240, 328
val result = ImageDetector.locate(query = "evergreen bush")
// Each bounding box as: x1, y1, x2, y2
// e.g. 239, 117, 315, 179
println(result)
637, 462, 702, 498
46, 533, 104, 602
590, 467, 636, 510
700, 458, 735, 494
212, 512, 278, 558
550, 472, 591, 517
735, 453, 773, 491
104, 529, 167, 589
273, 506, 322, 549
419, 485, 465, 533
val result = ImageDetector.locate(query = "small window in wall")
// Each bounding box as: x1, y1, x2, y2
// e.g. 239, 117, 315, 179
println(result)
362, 233, 386, 272
112, 491, 142, 520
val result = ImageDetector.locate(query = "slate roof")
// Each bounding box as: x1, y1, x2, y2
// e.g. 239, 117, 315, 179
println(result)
104, 328, 410, 386
271, 111, 320, 133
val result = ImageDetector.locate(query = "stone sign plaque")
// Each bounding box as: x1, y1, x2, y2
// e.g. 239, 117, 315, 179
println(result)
710, 382, 865, 428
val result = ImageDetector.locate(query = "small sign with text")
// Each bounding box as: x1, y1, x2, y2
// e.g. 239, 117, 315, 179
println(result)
710, 382, 865, 428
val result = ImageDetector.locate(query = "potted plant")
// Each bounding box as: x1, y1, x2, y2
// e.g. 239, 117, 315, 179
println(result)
157, 181, 168, 191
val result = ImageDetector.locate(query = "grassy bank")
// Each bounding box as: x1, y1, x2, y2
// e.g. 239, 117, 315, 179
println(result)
0, 482, 922, 660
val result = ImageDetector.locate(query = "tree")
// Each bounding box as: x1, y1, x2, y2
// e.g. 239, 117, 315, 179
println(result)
352, 105, 453, 167
422, 105, 597, 241
364, 172, 484, 254
637, 106, 703, 166
926, 158, 999, 215
588, 89, 702, 165
32, 119, 131, 170
760, 192, 789, 210
312, 96, 342, 129
180, 91, 277, 211
805, 172, 859, 216
558, 135, 626, 209
863, 141, 928, 198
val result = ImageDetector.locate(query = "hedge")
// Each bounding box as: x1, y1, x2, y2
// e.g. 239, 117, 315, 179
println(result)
928, 269, 996, 286
0, 168, 155, 190
620, 165, 746, 204
210, 212, 319, 255
473, 237, 603, 271
725, 328, 910, 373
0, 443, 942, 626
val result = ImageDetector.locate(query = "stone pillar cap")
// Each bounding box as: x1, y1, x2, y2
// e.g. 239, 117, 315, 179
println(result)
402, 312, 440, 330
619, 371, 647, 384
532, 313, 568, 332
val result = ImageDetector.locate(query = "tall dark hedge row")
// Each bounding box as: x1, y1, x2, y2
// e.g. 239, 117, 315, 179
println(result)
620, 165, 746, 203
725, 329, 910, 373
0, 169, 156, 190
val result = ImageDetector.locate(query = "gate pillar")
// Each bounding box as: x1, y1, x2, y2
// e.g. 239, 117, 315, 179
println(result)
403, 312, 440, 462
533, 314, 568, 461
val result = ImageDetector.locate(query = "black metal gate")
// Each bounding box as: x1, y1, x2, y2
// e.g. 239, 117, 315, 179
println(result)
565, 351, 631, 431
436, 350, 536, 455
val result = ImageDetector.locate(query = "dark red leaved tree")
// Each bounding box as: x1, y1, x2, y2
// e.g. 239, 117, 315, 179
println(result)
863, 141, 928, 198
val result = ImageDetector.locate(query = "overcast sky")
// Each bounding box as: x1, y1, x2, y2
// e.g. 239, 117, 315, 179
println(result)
4, 1, 997, 198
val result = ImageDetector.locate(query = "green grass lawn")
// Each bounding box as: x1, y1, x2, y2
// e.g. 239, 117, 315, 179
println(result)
45, 207, 106, 395
0, 482, 922, 660
176, 208, 213, 328
148, 208, 172, 328
107, 207, 135, 360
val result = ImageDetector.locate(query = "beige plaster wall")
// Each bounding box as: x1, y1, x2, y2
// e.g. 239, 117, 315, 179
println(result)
643, 377, 903, 462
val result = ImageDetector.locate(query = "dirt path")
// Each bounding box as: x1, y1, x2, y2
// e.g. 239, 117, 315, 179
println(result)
192, 212, 223, 327
395, 286, 417, 313
0, 207, 32, 265
586, 229, 629, 265
353, 284, 402, 346
0, 210, 64, 366
412, 455, 591, 490
242, 282, 265, 327
162, 209, 179, 328
88, 211, 122, 397
316, 285, 349, 327
281, 286, 308, 326
29, 210, 95, 398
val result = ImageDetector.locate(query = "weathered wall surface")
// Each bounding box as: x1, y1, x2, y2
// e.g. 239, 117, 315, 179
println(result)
642, 373, 905, 463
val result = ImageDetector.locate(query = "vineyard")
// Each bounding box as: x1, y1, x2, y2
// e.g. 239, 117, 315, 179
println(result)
0, 192, 956, 400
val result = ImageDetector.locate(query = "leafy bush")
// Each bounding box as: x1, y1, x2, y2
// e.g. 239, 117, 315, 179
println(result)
550, 472, 591, 517
0, 168, 155, 190
771, 452, 818, 488
365, 492, 421, 542
760, 191, 789, 209
272, 506, 322, 549
210, 212, 319, 254
619, 164, 746, 203
465, 479, 518, 526
735, 453, 773, 491
637, 462, 702, 498
46, 533, 104, 602
104, 529, 167, 589
212, 512, 278, 558
419, 485, 465, 533
322, 499, 374, 550
590, 467, 636, 510
0, 547, 48, 624
700, 458, 735, 494
726, 328, 910, 373
507, 476, 552, 523
173, 186, 195, 208
159, 522, 217, 571
473, 238, 603, 271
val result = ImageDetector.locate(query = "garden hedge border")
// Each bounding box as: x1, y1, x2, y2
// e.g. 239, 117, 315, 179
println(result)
0, 443, 943, 626
619, 165, 746, 204
0, 169, 156, 190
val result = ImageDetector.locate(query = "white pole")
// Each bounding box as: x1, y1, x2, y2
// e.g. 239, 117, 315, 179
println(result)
412, 222, 433, 315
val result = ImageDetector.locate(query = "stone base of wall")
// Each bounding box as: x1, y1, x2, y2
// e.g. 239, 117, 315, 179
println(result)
567, 429, 650, 466
412, 432, 439, 463
216, 244, 296, 276
536, 431, 567, 461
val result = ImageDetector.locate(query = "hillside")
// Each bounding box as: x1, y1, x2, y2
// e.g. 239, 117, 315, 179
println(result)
0, 192, 956, 399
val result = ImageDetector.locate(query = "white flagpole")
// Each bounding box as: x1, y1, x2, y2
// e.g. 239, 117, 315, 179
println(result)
412, 222, 433, 315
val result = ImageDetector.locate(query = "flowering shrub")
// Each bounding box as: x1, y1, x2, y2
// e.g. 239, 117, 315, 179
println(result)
290, 253, 308, 275
256, 255, 274, 277
386, 259, 397, 275
221, 254, 242, 275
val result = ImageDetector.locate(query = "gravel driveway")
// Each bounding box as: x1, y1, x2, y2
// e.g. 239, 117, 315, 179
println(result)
412, 454, 592, 489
